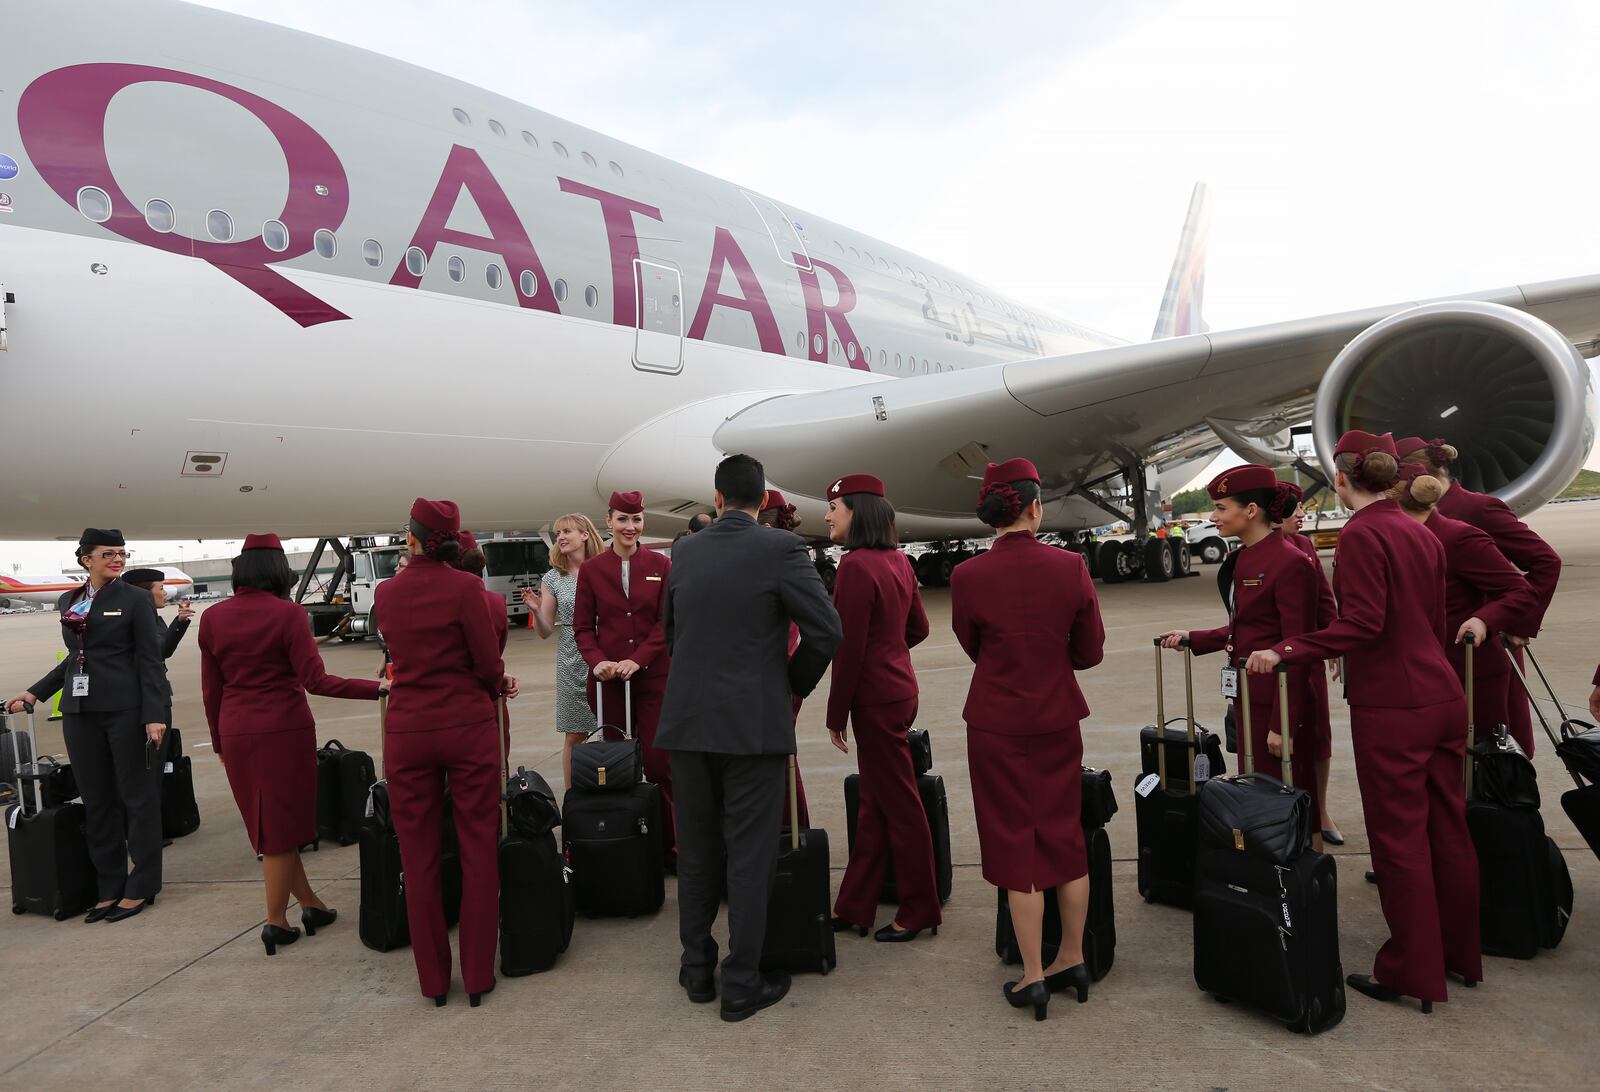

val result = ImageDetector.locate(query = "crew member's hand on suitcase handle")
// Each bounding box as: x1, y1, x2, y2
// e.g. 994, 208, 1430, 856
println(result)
4, 693, 38, 715
1150, 636, 1198, 791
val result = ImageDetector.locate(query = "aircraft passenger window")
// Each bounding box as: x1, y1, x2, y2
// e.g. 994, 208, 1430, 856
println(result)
835, 241, 845, 254
584, 284, 598, 308
554, 278, 568, 301
862, 343, 870, 360
831, 338, 840, 358
893, 262, 902, 275
143, 199, 175, 233
553, 142, 569, 159
77, 187, 113, 223
489, 119, 506, 137
519, 270, 538, 297
863, 251, 873, 265
894, 353, 902, 369
795, 331, 806, 353
263, 220, 290, 252
206, 209, 235, 241
921, 359, 929, 373
452, 107, 472, 126
850, 247, 860, 260
813, 333, 824, 355
486, 264, 503, 289
447, 255, 465, 282
362, 239, 382, 267
878, 257, 889, 271
522, 131, 539, 149
582, 151, 597, 168
314, 229, 337, 259
847, 342, 858, 363
405, 247, 427, 276
609, 161, 624, 177
878, 350, 886, 368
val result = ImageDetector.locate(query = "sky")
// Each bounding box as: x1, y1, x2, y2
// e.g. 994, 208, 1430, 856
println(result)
8, 0, 1600, 571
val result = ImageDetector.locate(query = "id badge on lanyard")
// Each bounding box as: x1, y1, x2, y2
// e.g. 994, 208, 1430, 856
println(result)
1220, 666, 1239, 699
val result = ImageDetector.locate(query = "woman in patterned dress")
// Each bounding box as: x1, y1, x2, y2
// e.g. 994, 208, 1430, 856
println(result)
522, 513, 604, 787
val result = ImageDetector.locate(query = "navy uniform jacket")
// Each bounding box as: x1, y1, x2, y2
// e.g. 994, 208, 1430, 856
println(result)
29, 580, 168, 725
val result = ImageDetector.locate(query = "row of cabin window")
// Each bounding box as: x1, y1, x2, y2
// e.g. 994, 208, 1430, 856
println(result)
788, 328, 952, 374
449, 106, 624, 177
828, 239, 1061, 333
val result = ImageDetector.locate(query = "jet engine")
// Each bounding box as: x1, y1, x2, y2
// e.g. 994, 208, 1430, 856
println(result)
1312, 300, 1596, 514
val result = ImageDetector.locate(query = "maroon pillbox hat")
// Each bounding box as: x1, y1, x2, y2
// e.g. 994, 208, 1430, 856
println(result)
826, 474, 884, 501
1206, 464, 1278, 499
762, 489, 788, 511
981, 458, 1040, 489
241, 533, 283, 552
410, 498, 461, 533
1333, 430, 1396, 460
609, 490, 644, 514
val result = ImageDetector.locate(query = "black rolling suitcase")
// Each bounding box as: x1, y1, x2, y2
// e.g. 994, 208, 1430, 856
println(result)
497, 697, 575, 976
996, 766, 1118, 981
1511, 640, 1600, 864
159, 727, 200, 840
5, 705, 97, 921
1135, 640, 1217, 907
762, 755, 837, 975
1193, 665, 1344, 1034
316, 739, 376, 846
357, 696, 463, 953
842, 728, 953, 904
563, 682, 665, 918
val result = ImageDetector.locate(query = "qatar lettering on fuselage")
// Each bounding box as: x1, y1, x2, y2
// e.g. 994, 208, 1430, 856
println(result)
16, 61, 879, 367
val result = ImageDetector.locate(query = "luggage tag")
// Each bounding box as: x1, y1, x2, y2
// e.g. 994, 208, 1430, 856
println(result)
163, 761, 174, 774
1194, 754, 1211, 782
70, 673, 90, 698
1219, 667, 1238, 699
1134, 772, 1160, 798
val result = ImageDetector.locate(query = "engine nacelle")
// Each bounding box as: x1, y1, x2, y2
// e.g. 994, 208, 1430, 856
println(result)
1313, 301, 1596, 515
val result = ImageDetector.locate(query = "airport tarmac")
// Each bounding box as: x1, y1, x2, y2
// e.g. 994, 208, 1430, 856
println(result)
4, 504, 1599, 1090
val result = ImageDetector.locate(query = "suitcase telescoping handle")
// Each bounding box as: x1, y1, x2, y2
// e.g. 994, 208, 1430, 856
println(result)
787, 754, 801, 851
497, 692, 509, 839
1236, 657, 1253, 776
592, 677, 634, 740
1502, 637, 1583, 789
1274, 663, 1293, 790
7, 701, 39, 813
1463, 633, 1476, 799
1150, 637, 1198, 792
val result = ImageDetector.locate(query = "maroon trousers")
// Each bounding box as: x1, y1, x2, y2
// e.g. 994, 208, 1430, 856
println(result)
1351, 698, 1482, 1002
833, 698, 941, 931
595, 677, 675, 862
386, 719, 500, 998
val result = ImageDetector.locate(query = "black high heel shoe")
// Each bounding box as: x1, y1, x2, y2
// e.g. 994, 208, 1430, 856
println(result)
1346, 973, 1433, 1014
469, 982, 495, 1008
873, 923, 937, 943
831, 916, 868, 937
1044, 963, 1090, 1003
301, 906, 337, 936
1003, 980, 1049, 1022
260, 923, 300, 956
431, 995, 447, 1008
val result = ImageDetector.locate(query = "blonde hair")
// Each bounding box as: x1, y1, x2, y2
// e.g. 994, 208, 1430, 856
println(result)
1393, 470, 1448, 512
550, 513, 603, 573
1402, 441, 1458, 480
1334, 449, 1400, 494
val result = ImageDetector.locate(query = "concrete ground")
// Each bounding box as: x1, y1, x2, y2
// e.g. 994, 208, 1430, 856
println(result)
4, 503, 1599, 1090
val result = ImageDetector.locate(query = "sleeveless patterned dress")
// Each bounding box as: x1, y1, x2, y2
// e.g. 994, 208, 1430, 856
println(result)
544, 567, 597, 735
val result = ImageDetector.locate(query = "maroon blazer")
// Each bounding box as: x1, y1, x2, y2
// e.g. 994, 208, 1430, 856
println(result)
1272, 500, 1462, 708
1284, 531, 1337, 626
1425, 511, 1538, 682
373, 556, 505, 734
1436, 483, 1560, 636
199, 587, 380, 756
825, 547, 929, 731
573, 548, 671, 679
951, 531, 1105, 735
1190, 532, 1322, 734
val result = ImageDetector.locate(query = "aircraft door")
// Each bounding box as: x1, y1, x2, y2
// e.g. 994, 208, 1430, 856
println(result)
633, 258, 684, 374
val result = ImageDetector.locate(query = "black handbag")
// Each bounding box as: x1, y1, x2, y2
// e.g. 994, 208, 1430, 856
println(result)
1080, 766, 1118, 828
1557, 719, 1600, 785
570, 681, 642, 792
1471, 725, 1540, 810
507, 766, 562, 836
1197, 772, 1314, 865
908, 728, 933, 776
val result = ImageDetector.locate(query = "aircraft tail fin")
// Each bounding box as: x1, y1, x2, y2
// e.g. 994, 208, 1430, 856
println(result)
1151, 182, 1211, 340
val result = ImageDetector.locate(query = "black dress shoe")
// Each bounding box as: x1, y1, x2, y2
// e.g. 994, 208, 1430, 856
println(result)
1347, 973, 1433, 1014
1321, 828, 1346, 846
104, 899, 151, 923
300, 906, 337, 936
720, 971, 791, 1023
261, 923, 300, 956
831, 916, 869, 937
431, 994, 447, 1008
873, 922, 937, 943
1043, 963, 1090, 1003
84, 903, 115, 924
1447, 970, 1479, 988
679, 967, 716, 1004
469, 981, 495, 1008
1003, 979, 1049, 1022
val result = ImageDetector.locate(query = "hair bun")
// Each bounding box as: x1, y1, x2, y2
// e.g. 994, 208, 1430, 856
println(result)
1356, 449, 1399, 491
976, 483, 1022, 528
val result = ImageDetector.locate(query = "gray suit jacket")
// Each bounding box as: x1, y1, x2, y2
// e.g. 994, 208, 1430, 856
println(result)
656, 511, 842, 755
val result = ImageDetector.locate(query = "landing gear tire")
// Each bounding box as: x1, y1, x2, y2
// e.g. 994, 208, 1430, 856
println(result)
1173, 540, 1192, 577
1199, 539, 1226, 565
1100, 541, 1140, 584
937, 552, 960, 586
1143, 537, 1174, 583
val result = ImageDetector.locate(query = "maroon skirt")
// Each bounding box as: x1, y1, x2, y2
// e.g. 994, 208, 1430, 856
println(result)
223, 727, 317, 856
966, 725, 1086, 892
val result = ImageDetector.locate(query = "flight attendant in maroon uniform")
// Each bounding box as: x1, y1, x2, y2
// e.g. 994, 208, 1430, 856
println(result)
1248, 432, 1480, 1013
952, 458, 1105, 1021
759, 489, 811, 827
1401, 436, 1562, 755
574, 490, 675, 862
373, 499, 510, 1008
1160, 466, 1323, 844
454, 531, 512, 755
1273, 487, 1342, 843
822, 474, 938, 943
1390, 463, 1539, 731
198, 534, 383, 956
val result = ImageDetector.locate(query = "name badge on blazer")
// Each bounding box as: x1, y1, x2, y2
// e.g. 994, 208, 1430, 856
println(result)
102, 610, 123, 616
1240, 579, 1263, 588
646, 575, 662, 582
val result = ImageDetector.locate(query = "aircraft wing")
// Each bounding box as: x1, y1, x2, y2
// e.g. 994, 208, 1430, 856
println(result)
715, 274, 1600, 522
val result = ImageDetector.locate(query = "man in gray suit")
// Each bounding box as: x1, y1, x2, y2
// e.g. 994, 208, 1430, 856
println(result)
657, 453, 842, 1022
